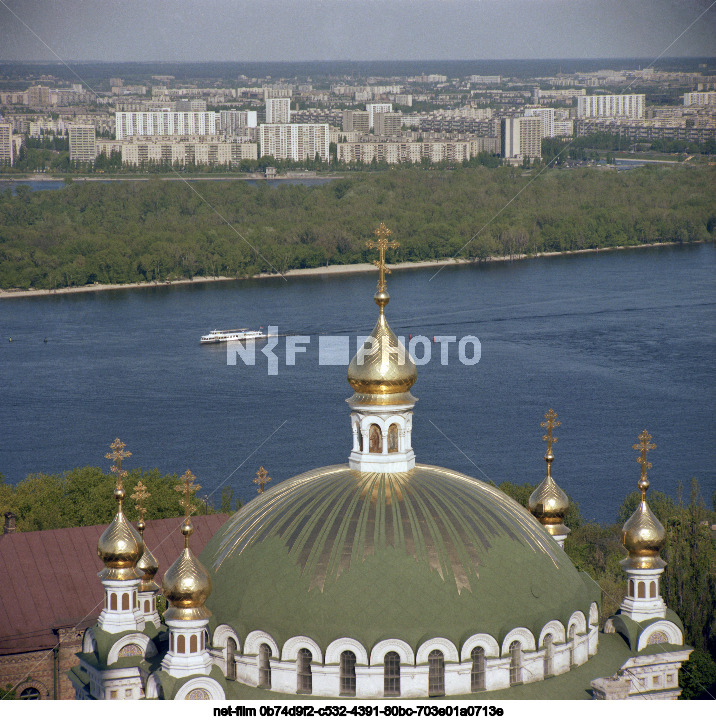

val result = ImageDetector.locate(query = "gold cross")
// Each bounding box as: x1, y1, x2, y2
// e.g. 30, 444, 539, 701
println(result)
633, 430, 656, 499
105, 438, 131, 491
541, 409, 560, 455
253, 466, 271, 494
366, 223, 400, 292
131, 480, 150, 522
175, 469, 201, 520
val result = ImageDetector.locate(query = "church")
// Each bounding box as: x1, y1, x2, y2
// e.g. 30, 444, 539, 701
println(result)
69, 225, 691, 701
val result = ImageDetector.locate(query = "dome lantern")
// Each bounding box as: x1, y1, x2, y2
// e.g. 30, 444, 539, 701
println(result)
346, 224, 417, 473
131, 480, 162, 627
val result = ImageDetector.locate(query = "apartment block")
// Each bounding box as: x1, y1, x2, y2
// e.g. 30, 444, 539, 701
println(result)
683, 92, 716, 106
259, 124, 329, 161
524, 107, 555, 138
373, 112, 402, 136
265, 98, 291, 124
501, 116, 541, 161
342, 110, 370, 134
366, 103, 393, 129
337, 140, 470, 165
0, 123, 13, 165
577, 94, 645, 119
219, 110, 258, 134
69, 125, 96, 164
115, 110, 218, 140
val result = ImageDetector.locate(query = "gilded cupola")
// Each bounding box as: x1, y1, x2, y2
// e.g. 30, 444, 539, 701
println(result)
162, 470, 212, 621
131, 480, 159, 592
621, 430, 666, 570
347, 223, 417, 405
97, 439, 144, 581
529, 410, 570, 543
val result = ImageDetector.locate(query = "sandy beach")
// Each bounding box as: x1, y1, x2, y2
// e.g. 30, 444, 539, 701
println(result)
0, 241, 695, 300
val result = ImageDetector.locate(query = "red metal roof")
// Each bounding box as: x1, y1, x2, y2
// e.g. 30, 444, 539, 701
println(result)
0, 514, 229, 655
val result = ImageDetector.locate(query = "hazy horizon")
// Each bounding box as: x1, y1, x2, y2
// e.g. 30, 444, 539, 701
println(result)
0, 1, 713, 64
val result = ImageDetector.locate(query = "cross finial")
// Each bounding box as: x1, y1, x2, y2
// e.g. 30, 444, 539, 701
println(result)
633, 430, 656, 500
175, 469, 201, 520
366, 223, 400, 293
131, 480, 150, 530
105, 438, 131, 492
253, 466, 272, 494
541, 409, 560, 458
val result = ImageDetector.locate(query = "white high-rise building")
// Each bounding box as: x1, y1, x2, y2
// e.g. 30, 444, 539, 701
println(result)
265, 98, 291, 124
259, 124, 329, 162
69, 125, 97, 164
366, 103, 393, 130
577, 94, 644, 119
501, 117, 541, 161
0, 123, 13, 165
683, 91, 716, 106
524, 107, 555, 138
115, 110, 218, 140
219, 110, 258, 134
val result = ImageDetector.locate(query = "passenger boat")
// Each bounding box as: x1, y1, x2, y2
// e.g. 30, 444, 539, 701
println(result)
200, 328, 269, 344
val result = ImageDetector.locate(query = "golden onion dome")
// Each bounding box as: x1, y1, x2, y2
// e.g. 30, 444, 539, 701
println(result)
136, 520, 160, 592
97, 487, 144, 581
347, 290, 417, 404
162, 520, 212, 621
622, 429, 666, 570
528, 469, 570, 537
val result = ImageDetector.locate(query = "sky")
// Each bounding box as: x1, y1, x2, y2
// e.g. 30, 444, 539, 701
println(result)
0, 0, 714, 62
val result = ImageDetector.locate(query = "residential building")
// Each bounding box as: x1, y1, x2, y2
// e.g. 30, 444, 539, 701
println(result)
577, 94, 645, 119
524, 107, 555, 138
683, 91, 716, 106
337, 139, 470, 165
0, 123, 13, 165
176, 99, 207, 112
69, 125, 96, 164
366, 103, 392, 129
115, 110, 218, 140
373, 112, 402, 136
219, 110, 258, 134
259, 123, 329, 161
265, 97, 291, 124
501, 116, 541, 161
342, 110, 370, 134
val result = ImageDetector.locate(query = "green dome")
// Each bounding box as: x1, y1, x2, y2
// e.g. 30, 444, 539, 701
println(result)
200, 464, 598, 651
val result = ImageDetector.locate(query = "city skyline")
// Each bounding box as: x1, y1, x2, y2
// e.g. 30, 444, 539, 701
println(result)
0, 0, 714, 63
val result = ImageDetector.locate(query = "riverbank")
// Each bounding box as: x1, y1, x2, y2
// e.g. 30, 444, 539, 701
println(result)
0, 241, 700, 300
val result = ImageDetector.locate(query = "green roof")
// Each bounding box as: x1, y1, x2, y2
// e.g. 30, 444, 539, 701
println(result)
201, 465, 599, 651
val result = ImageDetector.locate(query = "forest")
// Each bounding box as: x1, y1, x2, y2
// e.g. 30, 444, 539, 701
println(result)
0, 163, 715, 290
0, 466, 713, 699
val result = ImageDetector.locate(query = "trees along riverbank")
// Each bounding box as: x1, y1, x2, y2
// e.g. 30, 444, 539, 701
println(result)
0, 164, 714, 290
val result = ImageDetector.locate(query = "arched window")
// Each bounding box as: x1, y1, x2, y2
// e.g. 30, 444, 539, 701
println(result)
340, 650, 357, 696
226, 638, 237, 680
259, 643, 272, 689
121, 593, 129, 611
384, 651, 400, 697
133, 591, 137, 608
110, 593, 117, 611
628, 579, 634, 597
177, 634, 185, 654
369, 424, 382, 453
388, 424, 399, 453
190, 635, 198, 653
568, 625, 576, 667
19, 687, 40, 700
509, 641, 522, 685
297, 648, 312, 694
543, 634, 553, 677
638, 581, 646, 598
356, 424, 363, 452
650, 581, 656, 598
144, 600, 150, 612
428, 650, 445, 697
170, 633, 174, 653
470, 646, 485, 691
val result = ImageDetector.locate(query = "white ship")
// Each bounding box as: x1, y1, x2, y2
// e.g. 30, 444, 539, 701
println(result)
200, 328, 270, 344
